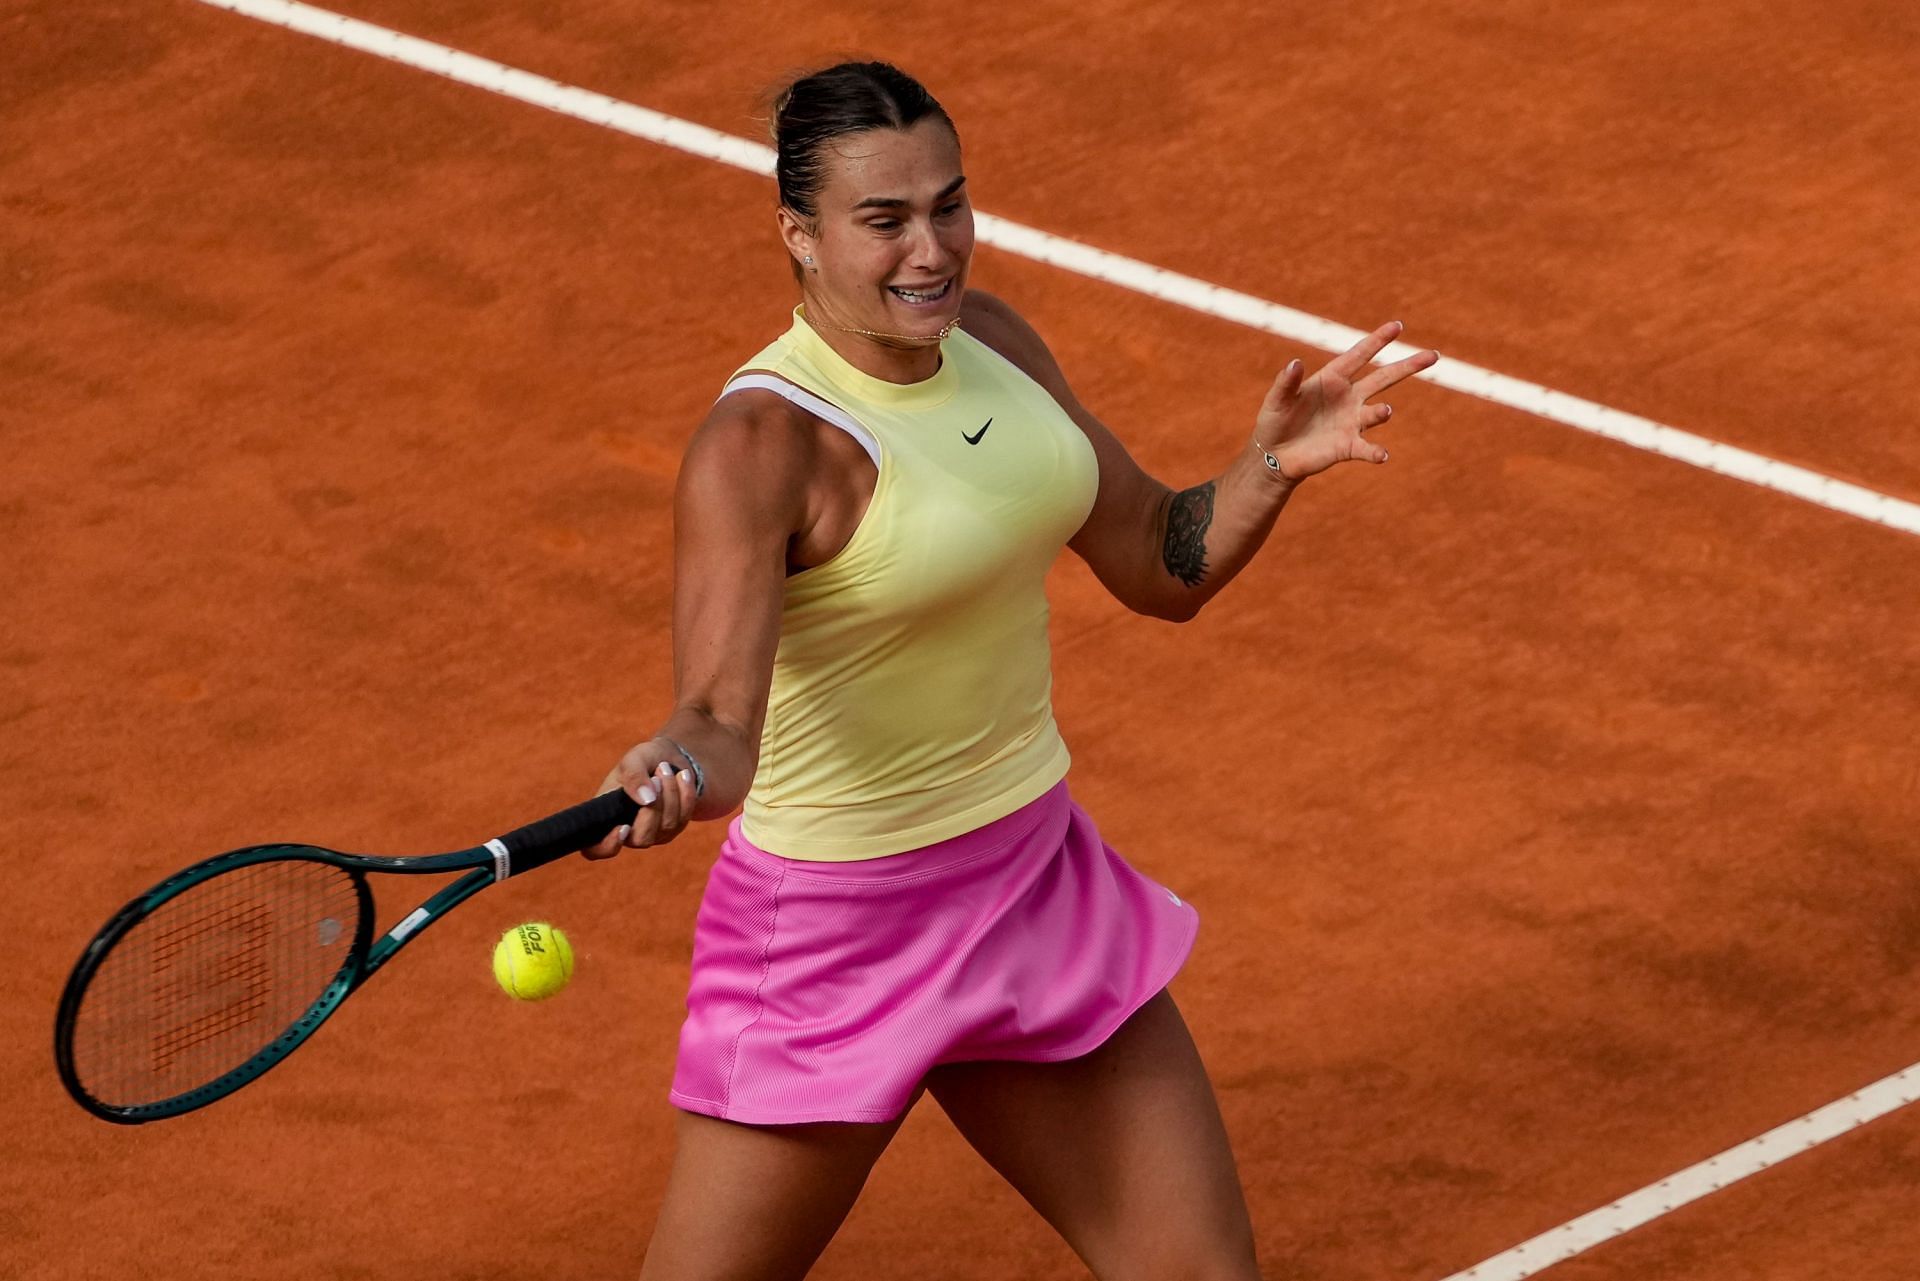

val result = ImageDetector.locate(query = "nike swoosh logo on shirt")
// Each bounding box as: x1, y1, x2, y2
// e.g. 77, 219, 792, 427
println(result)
963, 418, 993, 445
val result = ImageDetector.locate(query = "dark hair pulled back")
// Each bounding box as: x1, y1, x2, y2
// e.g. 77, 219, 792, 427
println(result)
770, 62, 954, 223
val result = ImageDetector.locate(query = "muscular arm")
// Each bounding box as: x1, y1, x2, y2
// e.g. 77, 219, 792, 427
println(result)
642, 394, 817, 819
961, 292, 1295, 622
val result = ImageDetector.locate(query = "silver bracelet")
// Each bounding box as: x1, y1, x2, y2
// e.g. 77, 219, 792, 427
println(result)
656, 735, 707, 799
1253, 438, 1287, 478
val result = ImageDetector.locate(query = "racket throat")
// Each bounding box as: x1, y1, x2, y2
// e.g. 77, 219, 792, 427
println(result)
384, 907, 433, 946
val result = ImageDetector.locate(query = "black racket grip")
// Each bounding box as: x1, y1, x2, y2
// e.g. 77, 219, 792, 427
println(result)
495, 788, 643, 876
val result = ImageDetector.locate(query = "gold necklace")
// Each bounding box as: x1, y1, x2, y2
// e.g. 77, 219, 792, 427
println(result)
808, 317, 961, 344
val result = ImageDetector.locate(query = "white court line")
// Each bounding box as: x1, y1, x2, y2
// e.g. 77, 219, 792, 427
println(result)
194, 0, 1920, 540
184, 2, 1920, 1273
1439, 1062, 1920, 1281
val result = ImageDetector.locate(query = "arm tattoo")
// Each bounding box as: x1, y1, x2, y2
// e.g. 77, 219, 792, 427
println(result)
1161, 482, 1215, 588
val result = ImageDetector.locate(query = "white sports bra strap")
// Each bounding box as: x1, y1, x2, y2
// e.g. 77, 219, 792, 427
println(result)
717, 374, 881, 468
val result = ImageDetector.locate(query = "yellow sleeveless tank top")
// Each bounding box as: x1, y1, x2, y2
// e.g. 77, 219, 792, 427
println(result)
718, 310, 1099, 861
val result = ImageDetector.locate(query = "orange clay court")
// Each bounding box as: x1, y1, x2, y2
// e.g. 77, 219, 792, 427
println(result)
6, 2, 1920, 1278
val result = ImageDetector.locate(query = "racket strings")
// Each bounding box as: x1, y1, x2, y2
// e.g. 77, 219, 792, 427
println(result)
71, 859, 364, 1109
146, 898, 275, 1071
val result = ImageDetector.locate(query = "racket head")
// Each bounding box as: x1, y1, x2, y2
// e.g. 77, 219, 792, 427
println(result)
55, 846, 375, 1124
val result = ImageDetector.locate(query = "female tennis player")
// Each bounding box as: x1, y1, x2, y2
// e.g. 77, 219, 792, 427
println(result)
582, 62, 1436, 1280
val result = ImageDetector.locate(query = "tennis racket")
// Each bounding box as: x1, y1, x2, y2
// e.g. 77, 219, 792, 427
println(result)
55, 785, 648, 1124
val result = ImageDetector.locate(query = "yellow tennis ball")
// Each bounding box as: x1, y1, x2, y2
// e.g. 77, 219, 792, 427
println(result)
492, 922, 575, 1000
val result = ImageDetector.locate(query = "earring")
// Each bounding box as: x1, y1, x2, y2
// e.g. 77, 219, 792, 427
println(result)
803, 255, 815, 268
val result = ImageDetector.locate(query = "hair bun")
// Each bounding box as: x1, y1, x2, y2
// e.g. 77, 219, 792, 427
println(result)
765, 62, 952, 221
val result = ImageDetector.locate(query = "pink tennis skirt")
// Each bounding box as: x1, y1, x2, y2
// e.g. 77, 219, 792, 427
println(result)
669, 779, 1200, 1124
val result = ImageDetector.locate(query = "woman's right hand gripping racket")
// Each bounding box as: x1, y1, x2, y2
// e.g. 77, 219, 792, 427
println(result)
53, 786, 655, 1124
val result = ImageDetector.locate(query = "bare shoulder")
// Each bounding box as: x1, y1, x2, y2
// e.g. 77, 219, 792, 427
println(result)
688, 382, 819, 470
678, 382, 821, 519
959, 290, 1071, 397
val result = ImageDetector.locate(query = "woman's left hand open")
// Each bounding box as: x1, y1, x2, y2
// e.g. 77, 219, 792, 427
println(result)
1256, 321, 1439, 482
